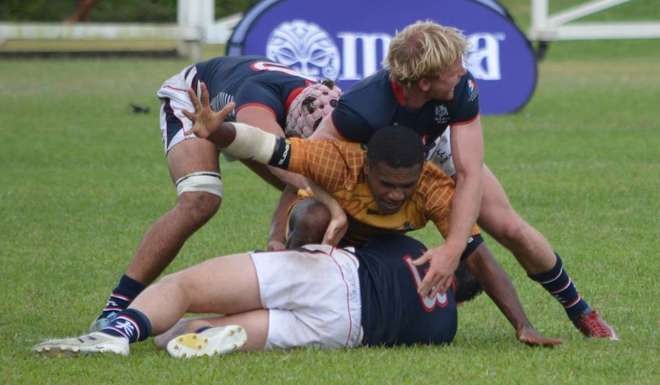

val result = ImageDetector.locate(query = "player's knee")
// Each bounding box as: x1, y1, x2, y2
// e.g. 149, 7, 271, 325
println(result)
487, 213, 530, 249
177, 191, 222, 225
174, 171, 223, 224
287, 198, 331, 248
158, 271, 195, 297
153, 272, 183, 294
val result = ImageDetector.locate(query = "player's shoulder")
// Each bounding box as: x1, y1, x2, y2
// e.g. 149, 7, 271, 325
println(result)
333, 70, 396, 140
342, 69, 393, 101
291, 138, 365, 155
196, 55, 266, 73
446, 71, 479, 123
450, 71, 479, 107
417, 162, 456, 194
357, 234, 427, 260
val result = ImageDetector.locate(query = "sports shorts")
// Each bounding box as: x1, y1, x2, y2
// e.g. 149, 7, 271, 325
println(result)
250, 245, 363, 350
156, 65, 200, 153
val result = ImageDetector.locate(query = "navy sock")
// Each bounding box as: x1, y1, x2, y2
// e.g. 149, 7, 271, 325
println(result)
529, 253, 591, 320
101, 308, 152, 343
195, 326, 212, 334
98, 274, 146, 320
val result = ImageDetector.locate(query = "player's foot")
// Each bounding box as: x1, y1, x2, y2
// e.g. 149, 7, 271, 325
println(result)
89, 311, 119, 333
33, 332, 129, 357
166, 325, 247, 358
573, 309, 618, 341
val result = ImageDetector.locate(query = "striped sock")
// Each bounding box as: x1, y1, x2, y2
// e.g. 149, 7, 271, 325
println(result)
98, 275, 146, 320
528, 254, 590, 320
101, 308, 152, 343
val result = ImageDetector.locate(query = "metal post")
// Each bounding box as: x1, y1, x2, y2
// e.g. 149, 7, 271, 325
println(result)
530, 0, 549, 40
177, 0, 214, 61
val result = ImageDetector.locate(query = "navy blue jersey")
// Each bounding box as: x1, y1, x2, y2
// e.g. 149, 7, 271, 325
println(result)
193, 56, 316, 128
332, 69, 479, 147
356, 234, 457, 346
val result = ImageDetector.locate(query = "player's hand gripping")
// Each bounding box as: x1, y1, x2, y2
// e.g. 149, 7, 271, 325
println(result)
183, 82, 235, 139
322, 200, 348, 246
303, 180, 348, 246
412, 245, 461, 298
516, 325, 562, 347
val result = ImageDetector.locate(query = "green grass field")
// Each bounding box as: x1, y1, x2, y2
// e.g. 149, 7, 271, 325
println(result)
2, 5, 660, 385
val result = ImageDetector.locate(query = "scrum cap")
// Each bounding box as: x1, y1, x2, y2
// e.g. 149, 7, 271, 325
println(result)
285, 80, 342, 137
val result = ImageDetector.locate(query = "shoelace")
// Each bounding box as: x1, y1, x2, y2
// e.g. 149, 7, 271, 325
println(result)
580, 312, 612, 337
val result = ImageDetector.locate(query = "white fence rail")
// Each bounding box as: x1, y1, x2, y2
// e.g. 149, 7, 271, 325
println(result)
3, 0, 659, 58
0, 0, 240, 60
530, 0, 660, 41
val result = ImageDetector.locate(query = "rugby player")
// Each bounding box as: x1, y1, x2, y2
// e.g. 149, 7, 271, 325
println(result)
307, 21, 617, 340
178, 95, 561, 347
34, 234, 461, 357
91, 56, 344, 331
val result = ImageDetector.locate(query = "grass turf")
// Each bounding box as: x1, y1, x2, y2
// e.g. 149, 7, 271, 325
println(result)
1, 12, 659, 385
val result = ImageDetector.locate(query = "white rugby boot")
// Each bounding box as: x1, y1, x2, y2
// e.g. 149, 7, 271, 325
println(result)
33, 332, 129, 357
166, 325, 247, 358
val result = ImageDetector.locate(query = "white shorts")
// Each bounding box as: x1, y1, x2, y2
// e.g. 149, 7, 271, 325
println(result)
426, 127, 456, 176
156, 65, 199, 153
250, 245, 363, 350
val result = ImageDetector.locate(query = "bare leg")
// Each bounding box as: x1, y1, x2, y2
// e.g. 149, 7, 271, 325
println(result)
464, 244, 561, 346
125, 138, 221, 284
477, 165, 556, 274
129, 252, 262, 335
474, 165, 618, 340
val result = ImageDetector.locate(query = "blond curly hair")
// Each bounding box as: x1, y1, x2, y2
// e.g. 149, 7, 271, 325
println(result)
386, 20, 468, 86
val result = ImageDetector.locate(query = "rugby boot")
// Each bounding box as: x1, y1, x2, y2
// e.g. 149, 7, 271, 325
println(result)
33, 332, 129, 357
166, 325, 247, 358
573, 309, 619, 341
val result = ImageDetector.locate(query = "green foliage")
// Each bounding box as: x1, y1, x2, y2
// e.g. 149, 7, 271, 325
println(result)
0, 0, 255, 22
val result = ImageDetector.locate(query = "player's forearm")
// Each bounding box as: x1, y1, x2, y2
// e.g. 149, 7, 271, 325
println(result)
205, 122, 291, 168
269, 185, 299, 245
267, 167, 308, 190
445, 170, 483, 260
305, 179, 344, 220
465, 246, 532, 332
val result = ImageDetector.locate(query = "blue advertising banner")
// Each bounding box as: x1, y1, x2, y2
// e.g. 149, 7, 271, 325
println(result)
227, 0, 537, 115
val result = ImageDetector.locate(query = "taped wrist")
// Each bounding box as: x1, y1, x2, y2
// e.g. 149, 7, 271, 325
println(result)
223, 122, 277, 164
268, 137, 292, 169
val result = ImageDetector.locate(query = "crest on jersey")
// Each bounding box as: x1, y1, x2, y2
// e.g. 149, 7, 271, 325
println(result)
266, 20, 340, 80
434, 105, 450, 125
467, 78, 479, 102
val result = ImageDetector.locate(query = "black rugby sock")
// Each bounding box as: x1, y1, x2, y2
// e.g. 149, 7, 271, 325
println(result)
100, 308, 152, 343
98, 274, 146, 320
528, 253, 590, 320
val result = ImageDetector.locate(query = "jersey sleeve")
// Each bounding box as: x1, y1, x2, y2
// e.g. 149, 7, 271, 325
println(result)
331, 98, 375, 143
234, 79, 285, 121
448, 71, 480, 125
287, 138, 353, 193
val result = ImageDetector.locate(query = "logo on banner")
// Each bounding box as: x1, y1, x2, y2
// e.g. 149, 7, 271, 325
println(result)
227, 0, 538, 115
266, 20, 341, 80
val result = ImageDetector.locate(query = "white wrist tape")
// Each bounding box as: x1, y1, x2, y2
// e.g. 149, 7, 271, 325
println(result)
224, 122, 277, 164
